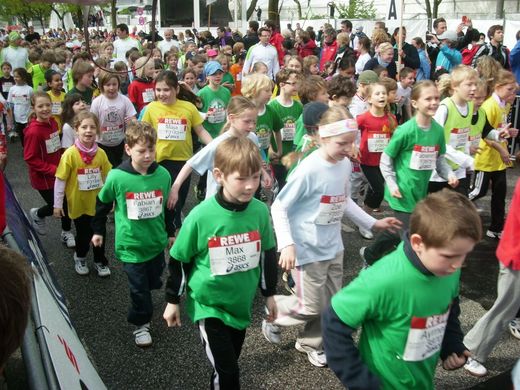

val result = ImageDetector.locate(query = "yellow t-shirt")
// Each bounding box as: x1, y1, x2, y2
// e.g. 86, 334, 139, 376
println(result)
47, 91, 66, 134
141, 99, 204, 162
55, 146, 112, 219
474, 95, 511, 172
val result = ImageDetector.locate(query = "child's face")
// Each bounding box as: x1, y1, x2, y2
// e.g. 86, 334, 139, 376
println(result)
412, 85, 440, 117
34, 97, 52, 121
380, 49, 394, 63
208, 71, 223, 86
255, 65, 268, 75
49, 73, 63, 92
168, 56, 178, 70
153, 51, 162, 61
103, 77, 119, 98
229, 108, 257, 135
125, 140, 156, 172
411, 234, 476, 276
496, 82, 517, 102
368, 85, 388, 109
332, 95, 351, 107
282, 73, 300, 95
339, 67, 355, 80
193, 62, 205, 76
309, 63, 320, 75
2, 65, 12, 77
13, 73, 24, 85
400, 72, 416, 88
104, 45, 114, 57
155, 80, 176, 104
79, 72, 94, 87
215, 169, 261, 203
287, 59, 302, 72
315, 87, 330, 104
144, 62, 155, 78
76, 117, 98, 146
454, 78, 477, 102
472, 88, 487, 110
256, 88, 272, 105
321, 131, 357, 163
388, 89, 398, 104
183, 72, 196, 88
379, 70, 389, 79
41, 61, 52, 70
72, 99, 87, 114
219, 60, 229, 72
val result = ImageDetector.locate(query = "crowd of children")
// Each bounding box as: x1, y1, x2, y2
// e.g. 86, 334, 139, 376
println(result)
2, 19, 520, 389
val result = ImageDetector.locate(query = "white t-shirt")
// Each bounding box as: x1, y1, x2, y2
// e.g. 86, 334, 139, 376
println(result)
188, 131, 260, 198
0, 46, 29, 69
7, 84, 33, 124
396, 82, 411, 110
157, 39, 180, 55
90, 93, 137, 147
61, 123, 77, 148
348, 94, 369, 119
355, 52, 371, 75
113, 37, 140, 62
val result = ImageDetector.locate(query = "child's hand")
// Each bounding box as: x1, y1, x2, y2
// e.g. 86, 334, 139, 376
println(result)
167, 188, 179, 209
448, 176, 459, 188
373, 217, 402, 233
53, 208, 64, 218
261, 167, 273, 189
265, 296, 277, 322
163, 303, 181, 327
442, 350, 471, 370
391, 188, 402, 198
509, 128, 519, 138
279, 245, 296, 271
168, 236, 175, 249
469, 145, 481, 155
91, 234, 104, 247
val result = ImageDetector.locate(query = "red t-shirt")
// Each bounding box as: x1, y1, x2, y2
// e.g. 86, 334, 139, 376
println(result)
357, 111, 396, 166
128, 79, 155, 114
496, 179, 520, 270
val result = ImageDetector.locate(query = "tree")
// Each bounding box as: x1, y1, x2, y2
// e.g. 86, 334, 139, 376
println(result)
50, 3, 79, 30
246, 0, 259, 20
335, 0, 376, 19
292, 0, 303, 19
424, 0, 443, 27
0, 0, 52, 29
268, 0, 280, 27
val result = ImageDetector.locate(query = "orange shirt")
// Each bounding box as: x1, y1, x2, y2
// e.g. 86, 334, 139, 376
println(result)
230, 63, 243, 96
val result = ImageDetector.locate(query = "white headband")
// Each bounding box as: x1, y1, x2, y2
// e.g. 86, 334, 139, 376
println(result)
319, 119, 358, 138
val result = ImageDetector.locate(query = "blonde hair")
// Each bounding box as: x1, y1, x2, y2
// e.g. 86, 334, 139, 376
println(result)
494, 69, 517, 88
241, 73, 274, 99
221, 96, 257, 133
377, 42, 393, 55
372, 31, 391, 49
126, 121, 156, 147
336, 32, 350, 47
214, 136, 262, 176
134, 56, 154, 79
450, 65, 478, 87
476, 56, 501, 94
73, 111, 100, 135
318, 106, 352, 128
436, 75, 452, 99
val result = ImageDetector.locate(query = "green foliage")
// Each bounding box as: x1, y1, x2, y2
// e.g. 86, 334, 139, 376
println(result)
0, 0, 52, 28
335, 0, 376, 19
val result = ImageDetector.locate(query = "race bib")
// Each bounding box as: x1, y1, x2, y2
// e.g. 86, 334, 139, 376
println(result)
208, 231, 261, 276
158, 118, 187, 141
367, 133, 390, 153
142, 89, 155, 103
100, 124, 124, 144
126, 190, 163, 220
45, 131, 61, 154
256, 129, 270, 150
206, 106, 226, 124
449, 127, 470, 150
77, 167, 103, 191
12, 94, 29, 104
315, 195, 345, 225
281, 122, 295, 141
409, 145, 438, 171
402, 308, 450, 361
469, 134, 481, 153
236, 73, 242, 81
1, 82, 13, 93
51, 102, 62, 115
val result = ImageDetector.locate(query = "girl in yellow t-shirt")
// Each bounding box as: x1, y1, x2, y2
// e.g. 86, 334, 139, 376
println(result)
46, 70, 66, 134
53, 111, 112, 277
142, 70, 212, 233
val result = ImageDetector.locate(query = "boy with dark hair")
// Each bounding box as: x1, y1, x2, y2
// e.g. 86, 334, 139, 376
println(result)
323, 189, 482, 389
92, 121, 174, 347
31, 50, 55, 92
66, 61, 95, 105
327, 75, 356, 109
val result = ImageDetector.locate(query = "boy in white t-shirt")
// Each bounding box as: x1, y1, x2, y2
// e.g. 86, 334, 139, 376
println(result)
396, 67, 415, 123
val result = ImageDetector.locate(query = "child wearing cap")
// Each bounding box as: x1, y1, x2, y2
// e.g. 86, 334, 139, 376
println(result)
262, 106, 400, 368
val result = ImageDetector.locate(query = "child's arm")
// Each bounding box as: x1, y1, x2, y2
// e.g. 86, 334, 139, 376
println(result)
487, 140, 511, 164
322, 305, 381, 389
440, 297, 471, 370
193, 124, 213, 145
379, 152, 402, 198
163, 257, 194, 327
270, 199, 296, 271
260, 247, 279, 322
53, 178, 67, 217
168, 162, 194, 209
435, 155, 459, 187
91, 196, 113, 247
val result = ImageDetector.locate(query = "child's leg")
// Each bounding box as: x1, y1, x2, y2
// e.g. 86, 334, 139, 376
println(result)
61, 197, 72, 231
489, 170, 507, 233
14, 122, 26, 146
160, 160, 190, 231
468, 170, 491, 201
361, 165, 385, 209
99, 142, 124, 168
123, 260, 157, 326
464, 264, 520, 362
36, 189, 55, 218
73, 215, 92, 258
198, 317, 246, 389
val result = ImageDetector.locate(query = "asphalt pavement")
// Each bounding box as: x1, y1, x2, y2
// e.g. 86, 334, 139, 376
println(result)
5, 140, 520, 390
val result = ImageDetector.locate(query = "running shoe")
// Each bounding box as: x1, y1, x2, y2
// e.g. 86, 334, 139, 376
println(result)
261, 319, 281, 344
486, 230, 502, 239
29, 208, 46, 235
509, 318, 520, 340
61, 230, 76, 248
73, 254, 89, 275
464, 357, 488, 377
295, 341, 327, 367
94, 262, 111, 277
134, 323, 152, 347
359, 226, 374, 240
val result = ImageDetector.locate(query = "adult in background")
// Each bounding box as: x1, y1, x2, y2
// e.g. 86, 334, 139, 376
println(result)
426, 17, 448, 67
364, 42, 396, 79
113, 23, 142, 63
392, 27, 420, 71
265, 20, 285, 66
25, 26, 40, 43
411, 37, 431, 81
295, 30, 318, 59
471, 25, 510, 70
242, 27, 279, 80
511, 31, 520, 85
243, 21, 260, 51
217, 26, 234, 49
320, 28, 338, 71
431, 31, 462, 73
157, 29, 179, 56
0, 32, 30, 70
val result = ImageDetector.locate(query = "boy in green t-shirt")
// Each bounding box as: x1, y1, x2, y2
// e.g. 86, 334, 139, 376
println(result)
30, 50, 55, 92
163, 137, 278, 389
92, 122, 174, 348
323, 189, 482, 389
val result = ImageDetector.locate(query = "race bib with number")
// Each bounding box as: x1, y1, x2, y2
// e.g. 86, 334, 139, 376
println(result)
367, 133, 390, 153
142, 89, 155, 103
45, 132, 61, 154
469, 134, 481, 152
77, 167, 103, 191
409, 145, 438, 171
2, 82, 13, 93
126, 190, 163, 220
449, 127, 470, 150
256, 129, 270, 150
208, 231, 261, 276
315, 195, 346, 225
100, 124, 125, 144
402, 308, 450, 361
158, 118, 187, 141
12, 94, 29, 104
206, 106, 226, 124
51, 102, 62, 115
281, 122, 295, 141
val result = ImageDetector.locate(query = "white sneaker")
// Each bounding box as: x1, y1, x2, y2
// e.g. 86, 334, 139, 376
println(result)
358, 226, 374, 240
359, 247, 370, 270
295, 341, 327, 367
8, 131, 18, 143
509, 318, 520, 340
93, 262, 111, 277
486, 230, 502, 239
61, 230, 76, 248
464, 357, 488, 377
134, 323, 152, 347
29, 208, 46, 235
262, 319, 281, 344
73, 254, 89, 275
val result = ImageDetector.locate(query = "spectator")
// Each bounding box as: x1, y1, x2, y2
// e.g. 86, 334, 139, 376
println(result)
511, 31, 520, 85
364, 42, 396, 79
113, 24, 141, 63
426, 17, 448, 66
0, 32, 30, 70
217, 26, 234, 48
242, 27, 280, 80
295, 30, 318, 59
392, 27, 420, 70
433, 31, 462, 73
461, 28, 482, 66
355, 36, 372, 76
471, 25, 510, 69
265, 20, 285, 66
411, 37, 431, 81
320, 28, 338, 71
243, 21, 260, 51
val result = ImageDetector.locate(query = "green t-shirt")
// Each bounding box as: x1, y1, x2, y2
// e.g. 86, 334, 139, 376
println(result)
331, 242, 460, 389
31, 64, 47, 92
97, 165, 171, 262
197, 85, 231, 138
293, 114, 305, 150
384, 118, 446, 213
170, 196, 275, 330
222, 72, 235, 91
268, 98, 303, 156
255, 104, 282, 155
67, 86, 94, 106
